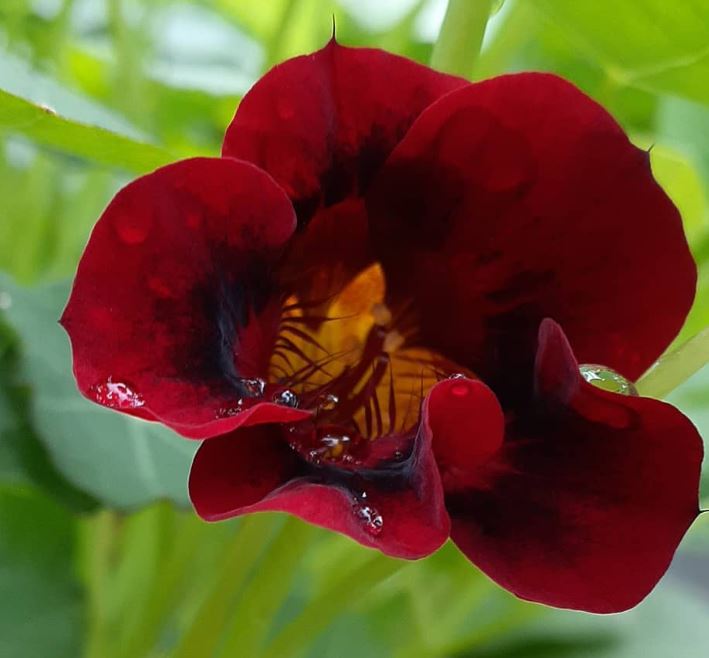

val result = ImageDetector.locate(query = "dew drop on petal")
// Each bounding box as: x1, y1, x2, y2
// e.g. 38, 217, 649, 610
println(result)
89, 377, 145, 409
216, 400, 243, 418
353, 498, 384, 536
114, 215, 151, 245
239, 377, 266, 397
450, 383, 470, 397
579, 364, 638, 396
273, 388, 299, 408
448, 373, 467, 380
317, 393, 339, 411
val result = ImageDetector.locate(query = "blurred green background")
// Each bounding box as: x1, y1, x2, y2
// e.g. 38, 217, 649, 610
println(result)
1, 1, 708, 657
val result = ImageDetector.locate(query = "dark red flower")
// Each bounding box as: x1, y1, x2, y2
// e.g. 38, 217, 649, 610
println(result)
61, 41, 703, 611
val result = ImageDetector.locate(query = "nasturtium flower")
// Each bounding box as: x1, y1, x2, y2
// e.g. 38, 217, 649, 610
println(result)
61, 41, 703, 613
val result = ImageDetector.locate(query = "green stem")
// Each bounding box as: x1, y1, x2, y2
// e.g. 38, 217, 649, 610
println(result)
172, 514, 281, 658
261, 553, 407, 658
430, 0, 495, 78
217, 517, 316, 658
81, 511, 121, 658
636, 327, 709, 398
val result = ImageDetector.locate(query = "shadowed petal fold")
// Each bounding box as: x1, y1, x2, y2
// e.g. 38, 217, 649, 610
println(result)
367, 73, 696, 402
443, 319, 703, 612
223, 41, 467, 303
189, 419, 450, 559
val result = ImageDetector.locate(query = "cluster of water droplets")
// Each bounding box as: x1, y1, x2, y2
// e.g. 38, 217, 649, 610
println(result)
352, 491, 384, 536
579, 364, 637, 396
89, 377, 145, 410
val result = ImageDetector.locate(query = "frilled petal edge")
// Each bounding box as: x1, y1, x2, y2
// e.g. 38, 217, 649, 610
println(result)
189, 420, 450, 559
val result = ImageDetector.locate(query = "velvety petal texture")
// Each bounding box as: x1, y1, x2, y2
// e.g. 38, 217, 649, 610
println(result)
368, 73, 696, 400
61, 41, 702, 612
443, 320, 703, 613
189, 419, 450, 559
223, 40, 466, 223
224, 40, 466, 304
61, 157, 307, 438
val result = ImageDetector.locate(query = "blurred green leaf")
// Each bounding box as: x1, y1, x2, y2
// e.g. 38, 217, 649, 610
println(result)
0, 486, 84, 658
0, 311, 97, 510
649, 145, 708, 245
531, 0, 709, 106
0, 275, 196, 508
0, 87, 174, 172
667, 363, 709, 499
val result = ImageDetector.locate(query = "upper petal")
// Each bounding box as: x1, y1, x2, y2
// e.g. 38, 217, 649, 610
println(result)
223, 40, 467, 224
444, 319, 703, 612
367, 73, 696, 400
61, 157, 309, 439
189, 421, 450, 559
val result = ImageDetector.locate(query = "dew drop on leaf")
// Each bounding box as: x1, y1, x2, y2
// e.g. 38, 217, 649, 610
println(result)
579, 364, 638, 396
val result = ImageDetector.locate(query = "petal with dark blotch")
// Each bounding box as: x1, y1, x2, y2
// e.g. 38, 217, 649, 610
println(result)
61, 157, 307, 439
368, 73, 696, 402
189, 421, 450, 559
447, 319, 703, 613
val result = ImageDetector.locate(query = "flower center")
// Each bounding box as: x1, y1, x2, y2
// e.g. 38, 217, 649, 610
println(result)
268, 263, 469, 458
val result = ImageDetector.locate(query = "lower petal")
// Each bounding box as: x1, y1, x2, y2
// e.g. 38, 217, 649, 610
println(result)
189, 422, 450, 559
448, 320, 703, 612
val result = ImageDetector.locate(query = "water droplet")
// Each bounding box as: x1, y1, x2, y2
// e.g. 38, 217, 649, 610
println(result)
239, 377, 265, 397
450, 383, 470, 397
353, 501, 383, 536
0, 291, 12, 310
216, 400, 243, 418
318, 431, 351, 460
90, 378, 145, 409
579, 364, 637, 396
317, 393, 339, 411
273, 388, 299, 408
39, 103, 57, 115
114, 214, 151, 245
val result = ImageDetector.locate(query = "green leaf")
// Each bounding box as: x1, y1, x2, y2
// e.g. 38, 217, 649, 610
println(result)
0, 486, 84, 658
0, 88, 174, 173
531, 0, 709, 106
0, 316, 97, 510
0, 275, 196, 508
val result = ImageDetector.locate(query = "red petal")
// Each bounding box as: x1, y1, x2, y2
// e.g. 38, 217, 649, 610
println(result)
223, 40, 466, 223
447, 319, 703, 612
223, 41, 466, 303
367, 73, 696, 398
61, 157, 306, 439
189, 422, 450, 559
423, 377, 504, 492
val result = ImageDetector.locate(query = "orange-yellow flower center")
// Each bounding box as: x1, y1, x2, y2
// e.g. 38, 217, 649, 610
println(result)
270, 263, 470, 440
